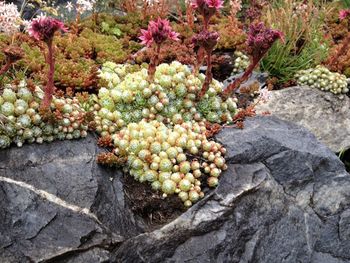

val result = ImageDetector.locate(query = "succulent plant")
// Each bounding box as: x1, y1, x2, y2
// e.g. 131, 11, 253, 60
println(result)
0, 80, 89, 149
295, 65, 349, 95
232, 51, 250, 74
94, 61, 237, 137
111, 120, 227, 206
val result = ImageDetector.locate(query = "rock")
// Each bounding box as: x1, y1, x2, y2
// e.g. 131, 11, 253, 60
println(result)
1, 117, 350, 263
255, 86, 350, 152
113, 116, 350, 263
223, 71, 268, 92
0, 134, 143, 262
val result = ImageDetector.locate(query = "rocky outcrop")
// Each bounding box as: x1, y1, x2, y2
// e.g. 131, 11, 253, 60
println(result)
1, 116, 350, 262
113, 116, 350, 263
0, 135, 143, 262
256, 86, 350, 152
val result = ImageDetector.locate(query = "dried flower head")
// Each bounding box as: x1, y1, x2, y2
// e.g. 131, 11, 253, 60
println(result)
0, 2, 21, 35
192, 31, 219, 52
28, 16, 67, 43
247, 22, 284, 58
340, 9, 350, 20
139, 18, 179, 47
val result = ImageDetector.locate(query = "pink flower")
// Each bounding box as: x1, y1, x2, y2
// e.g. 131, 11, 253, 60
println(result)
340, 9, 350, 20
139, 18, 179, 47
28, 16, 67, 43
191, 0, 223, 29
191, 0, 223, 10
207, 0, 223, 9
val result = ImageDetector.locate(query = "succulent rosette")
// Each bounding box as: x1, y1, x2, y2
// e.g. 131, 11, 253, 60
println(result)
111, 120, 227, 207
0, 81, 89, 149
295, 65, 349, 95
94, 61, 238, 137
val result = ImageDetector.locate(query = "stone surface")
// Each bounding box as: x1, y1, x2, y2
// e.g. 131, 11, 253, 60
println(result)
113, 116, 350, 263
223, 71, 268, 92
1, 116, 350, 263
255, 86, 350, 152
0, 134, 143, 262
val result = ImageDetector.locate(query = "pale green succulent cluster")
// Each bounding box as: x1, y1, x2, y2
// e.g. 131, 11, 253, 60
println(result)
0, 81, 88, 149
112, 120, 227, 207
95, 61, 238, 137
232, 51, 250, 74
295, 65, 349, 94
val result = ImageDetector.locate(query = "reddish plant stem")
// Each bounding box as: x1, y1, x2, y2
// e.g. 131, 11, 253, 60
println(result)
148, 44, 161, 81
41, 40, 55, 109
222, 54, 264, 99
203, 16, 209, 31
194, 46, 205, 74
0, 61, 12, 76
199, 50, 213, 98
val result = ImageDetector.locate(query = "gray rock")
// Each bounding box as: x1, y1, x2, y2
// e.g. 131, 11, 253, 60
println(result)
0, 134, 143, 262
255, 86, 350, 152
223, 71, 268, 92
113, 116, 350, 263
1, 117, 350, 263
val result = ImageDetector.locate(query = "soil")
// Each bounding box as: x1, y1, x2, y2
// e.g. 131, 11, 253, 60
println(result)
122, 173, 185, 229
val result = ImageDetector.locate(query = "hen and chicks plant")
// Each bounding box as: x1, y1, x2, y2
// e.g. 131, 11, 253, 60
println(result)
295, 65, 349, 95
0, 81, 88, 149
112, 120, 227, 207
95, 61, 237, 138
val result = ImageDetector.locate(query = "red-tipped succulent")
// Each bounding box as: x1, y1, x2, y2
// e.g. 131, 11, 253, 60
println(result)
139, 18, 179, 80
191, 0, 223, 29
28, 16, 67, 111
328, 9, 350, 68
222, 22, 283, 98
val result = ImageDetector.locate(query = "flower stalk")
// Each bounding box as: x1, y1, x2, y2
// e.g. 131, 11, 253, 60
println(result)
42, 39, 55, 108
139, 18, 179, 81
222, 22, 283, 99
191, 0, 222, 98
28, 16, 67, 110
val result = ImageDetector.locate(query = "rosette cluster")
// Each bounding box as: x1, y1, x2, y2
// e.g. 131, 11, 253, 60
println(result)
295, 65, 349, 95
232, 51, 250, 74
112, 120, 227, 207
0, 81, 88, 149
95, 61, 238, 137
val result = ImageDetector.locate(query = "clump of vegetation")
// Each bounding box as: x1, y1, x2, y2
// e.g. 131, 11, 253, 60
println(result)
0, 81, 89, 149
260, 0, 329, 84
94, 61, 237, 137
231, 50, 250, 74
111, 120, 227, 207
295, 65, 349, 94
